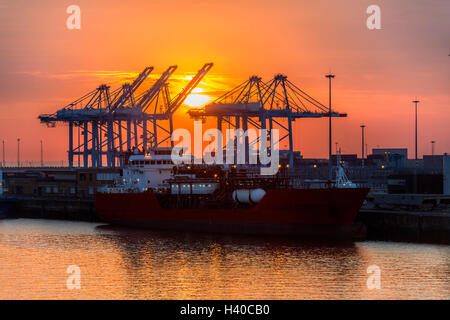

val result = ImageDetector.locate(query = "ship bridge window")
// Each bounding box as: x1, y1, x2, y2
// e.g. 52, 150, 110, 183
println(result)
155, 150, 172, 155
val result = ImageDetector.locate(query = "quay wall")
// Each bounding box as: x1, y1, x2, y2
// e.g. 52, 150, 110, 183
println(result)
357, 209, 450, 244
8, 196, 98, 222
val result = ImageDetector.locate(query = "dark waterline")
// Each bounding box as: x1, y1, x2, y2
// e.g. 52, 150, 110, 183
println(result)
0, 218, 449, 299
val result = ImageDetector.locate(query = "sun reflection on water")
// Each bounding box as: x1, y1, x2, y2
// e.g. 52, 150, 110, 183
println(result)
0, 219, 449, 299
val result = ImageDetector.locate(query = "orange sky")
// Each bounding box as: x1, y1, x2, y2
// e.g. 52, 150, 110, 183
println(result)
0, 0, 449, 162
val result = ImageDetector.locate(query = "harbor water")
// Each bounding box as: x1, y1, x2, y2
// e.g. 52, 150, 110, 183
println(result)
0, 218, 449, 299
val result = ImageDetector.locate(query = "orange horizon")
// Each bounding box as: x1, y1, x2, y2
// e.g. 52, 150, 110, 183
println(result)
0, 0, 449, 162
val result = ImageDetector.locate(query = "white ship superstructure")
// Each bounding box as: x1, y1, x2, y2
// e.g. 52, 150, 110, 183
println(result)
102, 148, 175, 193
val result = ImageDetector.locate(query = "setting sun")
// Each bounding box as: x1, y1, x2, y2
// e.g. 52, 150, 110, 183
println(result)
183, 94, 213, 107
183, 87, 214, 107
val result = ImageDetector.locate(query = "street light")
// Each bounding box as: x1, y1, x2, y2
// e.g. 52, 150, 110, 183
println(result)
17, 138, 20, 167
360, 125, 366, 167
325, 73, 335, 182
412, 99, 420, 193
412, 100, 420, 160
1, 140, 4, 166
40, 140, 44, 167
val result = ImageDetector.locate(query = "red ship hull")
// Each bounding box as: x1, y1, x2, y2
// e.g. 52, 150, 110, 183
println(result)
95, 188, 369, 239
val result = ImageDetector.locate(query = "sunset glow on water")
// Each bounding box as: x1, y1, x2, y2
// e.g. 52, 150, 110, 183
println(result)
0, 219, 448, 300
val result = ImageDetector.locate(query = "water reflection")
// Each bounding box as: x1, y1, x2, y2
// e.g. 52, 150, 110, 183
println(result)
0, 219, 448, 299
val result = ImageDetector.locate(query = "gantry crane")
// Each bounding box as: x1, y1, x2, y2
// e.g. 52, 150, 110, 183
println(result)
39, 63, 213, 168
39, 66, 154, 168
189, 74, 346, 167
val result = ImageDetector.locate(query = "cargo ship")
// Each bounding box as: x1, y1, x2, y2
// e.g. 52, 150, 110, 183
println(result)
95, 149, 369, 239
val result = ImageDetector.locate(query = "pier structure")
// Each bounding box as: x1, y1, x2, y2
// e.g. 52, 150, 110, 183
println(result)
39, 63, 213, 168
189, 74, 347, 167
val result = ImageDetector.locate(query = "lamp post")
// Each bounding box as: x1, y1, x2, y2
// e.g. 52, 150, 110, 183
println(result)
412, 99, 420, 193
40, 140, 44, 167
17, 138, 20, 167
325, 73, 335, 183
413, 100, 420, 160
360, 125, 366, 168
1, 140, 4, 166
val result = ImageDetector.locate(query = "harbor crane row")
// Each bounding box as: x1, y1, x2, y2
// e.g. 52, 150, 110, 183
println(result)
39, 63, 213, 168
189, 74, 346, 167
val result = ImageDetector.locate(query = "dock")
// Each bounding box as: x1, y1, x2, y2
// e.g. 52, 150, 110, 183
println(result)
358, 209, 450, 244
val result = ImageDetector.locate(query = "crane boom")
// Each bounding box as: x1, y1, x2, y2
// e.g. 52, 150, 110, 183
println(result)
108, 66, 154, 113
136, 65, 178, 113
168, 63, 213, 114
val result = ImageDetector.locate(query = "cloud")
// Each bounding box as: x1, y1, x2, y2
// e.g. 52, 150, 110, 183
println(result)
14, 70, 140, 82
